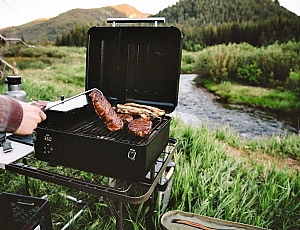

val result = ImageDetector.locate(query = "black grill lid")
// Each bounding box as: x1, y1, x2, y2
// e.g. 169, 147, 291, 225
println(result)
85, 26, 182, 113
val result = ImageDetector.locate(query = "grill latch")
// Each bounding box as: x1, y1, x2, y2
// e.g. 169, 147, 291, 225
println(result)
127, 149, 136, 161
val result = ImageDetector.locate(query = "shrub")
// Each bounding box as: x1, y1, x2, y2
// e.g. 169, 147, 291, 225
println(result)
286, 71, 300, 95
194, 41, 300, 89
7, 57, 52, 70
236, 61, 262, 86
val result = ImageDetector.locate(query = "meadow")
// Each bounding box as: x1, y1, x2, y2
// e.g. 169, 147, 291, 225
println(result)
0, 45, 300, 229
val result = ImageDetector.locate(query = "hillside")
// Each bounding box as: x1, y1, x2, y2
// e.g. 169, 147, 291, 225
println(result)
155, 0, 297, 24
1, 0, 299, 47
0, 4, 148, 43
153, 0, 300, 50
111, 4, 150, 18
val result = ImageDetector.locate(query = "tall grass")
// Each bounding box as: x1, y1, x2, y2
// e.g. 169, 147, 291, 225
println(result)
0, 45, 86, 100
170, 118, 300, 229
0, 111, 299, 229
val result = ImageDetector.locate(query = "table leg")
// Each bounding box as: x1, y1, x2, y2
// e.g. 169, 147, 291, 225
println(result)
115, 200, 123, 230
22, 158, 30, 196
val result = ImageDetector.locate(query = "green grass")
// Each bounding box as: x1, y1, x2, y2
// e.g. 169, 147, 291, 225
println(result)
1, 119, 300, 229
170, 118, 300, 229
1, 46, 86, 101
204, 81, 300, 113
1, 46, 300, 229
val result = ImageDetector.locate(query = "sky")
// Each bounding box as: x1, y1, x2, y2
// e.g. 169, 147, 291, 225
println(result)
0, 0, 299, 29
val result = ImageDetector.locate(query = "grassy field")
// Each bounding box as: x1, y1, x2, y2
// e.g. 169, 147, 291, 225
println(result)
1, 46, 300, 229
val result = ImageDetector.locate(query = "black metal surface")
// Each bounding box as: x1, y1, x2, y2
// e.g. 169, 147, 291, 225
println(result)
37, 89, 166, 145
0, 192, 52, 230
85, 26, 182, 113
8, 139, 177, 204
69, 116, 166, 145
34, 89, 172, 181
35, 25, 182, 181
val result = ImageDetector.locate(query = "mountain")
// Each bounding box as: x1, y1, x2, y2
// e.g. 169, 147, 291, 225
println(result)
0, 4, 148, 43
153, 0, 300, 49
1, 0, 299, 47
155, 0, 297, 25
111, 4, 150, 18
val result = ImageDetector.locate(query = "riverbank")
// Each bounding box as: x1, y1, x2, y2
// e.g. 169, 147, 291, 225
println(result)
171, 75, 298, 139
201, 78, 300, 115
181, 41, 300, 120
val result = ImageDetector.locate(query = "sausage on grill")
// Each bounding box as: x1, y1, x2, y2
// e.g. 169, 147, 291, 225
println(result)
117, 102, 165, 120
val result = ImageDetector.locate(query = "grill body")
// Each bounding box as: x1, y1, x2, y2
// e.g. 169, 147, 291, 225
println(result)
34, 25, 182, 182
34, 91, 171, 181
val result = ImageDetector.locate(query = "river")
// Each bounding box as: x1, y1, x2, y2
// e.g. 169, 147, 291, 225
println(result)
170, 74, 298, 139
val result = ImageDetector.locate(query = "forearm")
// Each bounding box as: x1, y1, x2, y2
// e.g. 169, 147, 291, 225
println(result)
0, 95, 23, 133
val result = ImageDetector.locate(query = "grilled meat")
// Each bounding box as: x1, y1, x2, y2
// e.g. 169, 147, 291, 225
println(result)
128, 117, 153, 138
117, 113, 134, 124
117, 103, 165, 120
89, 89, 124, 132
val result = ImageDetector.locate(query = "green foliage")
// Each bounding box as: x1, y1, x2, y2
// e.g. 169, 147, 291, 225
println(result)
0, 7, 125, 43
181, 51, 198, 73
1, 46, 300, 229
236, 61, 261, 86
6, 57, 52, 70
0, 46, 86, 100
170, 119, 300, 229
206, 81, 300, 112
55, 24, 90, 47
286, 71, 300, 95
155, 0, 300, 50
1, 0, 299, 49
2, 45, 67, 58
194, 41, 300, 90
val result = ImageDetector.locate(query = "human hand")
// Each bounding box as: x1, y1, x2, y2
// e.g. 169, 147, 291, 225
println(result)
14, 101, 47, 135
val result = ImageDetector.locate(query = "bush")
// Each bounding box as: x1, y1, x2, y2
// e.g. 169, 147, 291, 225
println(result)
181, 51, 198, 73
286, 71, 300, 95
2, 45, 67, 59
194, 41, 300, 89
7, 57, 52, 70
236, 61, 261, 86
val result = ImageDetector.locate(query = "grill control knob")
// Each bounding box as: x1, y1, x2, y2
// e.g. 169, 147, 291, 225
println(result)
44, 143, 54, 154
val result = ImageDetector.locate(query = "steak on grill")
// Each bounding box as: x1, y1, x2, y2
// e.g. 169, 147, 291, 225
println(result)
89, 89, 124, 132
117, 113, 134, 124
128, 117, 153, 138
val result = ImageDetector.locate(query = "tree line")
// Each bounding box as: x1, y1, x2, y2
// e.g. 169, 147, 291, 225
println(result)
177, 16, 300, 51
55, 0, 300, 50
55, 16, 300, 51
55, 24, 91, 47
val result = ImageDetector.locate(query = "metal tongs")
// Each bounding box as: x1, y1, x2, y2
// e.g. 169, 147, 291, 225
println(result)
31, 88, 104, 112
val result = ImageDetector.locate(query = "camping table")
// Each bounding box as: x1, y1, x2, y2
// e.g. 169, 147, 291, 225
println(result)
1, 137, 177, 230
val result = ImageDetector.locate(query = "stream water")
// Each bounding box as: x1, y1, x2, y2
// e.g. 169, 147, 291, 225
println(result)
170, 74, 298, 139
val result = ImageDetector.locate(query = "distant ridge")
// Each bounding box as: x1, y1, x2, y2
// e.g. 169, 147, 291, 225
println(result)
33, 18, 51, 22
1, 0, 298, 45
0, 4, 149, 43
111, 4, 149, 18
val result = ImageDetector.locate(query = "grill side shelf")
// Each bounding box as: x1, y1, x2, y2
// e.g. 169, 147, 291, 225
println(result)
6, 138, 177, 204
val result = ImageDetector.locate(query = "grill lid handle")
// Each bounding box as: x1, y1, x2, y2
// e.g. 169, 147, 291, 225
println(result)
106, 17, 165, 27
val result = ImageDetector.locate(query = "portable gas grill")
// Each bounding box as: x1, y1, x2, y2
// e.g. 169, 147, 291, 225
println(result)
34, 18, 182, 182
4, 17, 182, 230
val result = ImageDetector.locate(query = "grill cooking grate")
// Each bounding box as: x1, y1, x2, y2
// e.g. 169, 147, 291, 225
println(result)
68, 116, 166, 145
